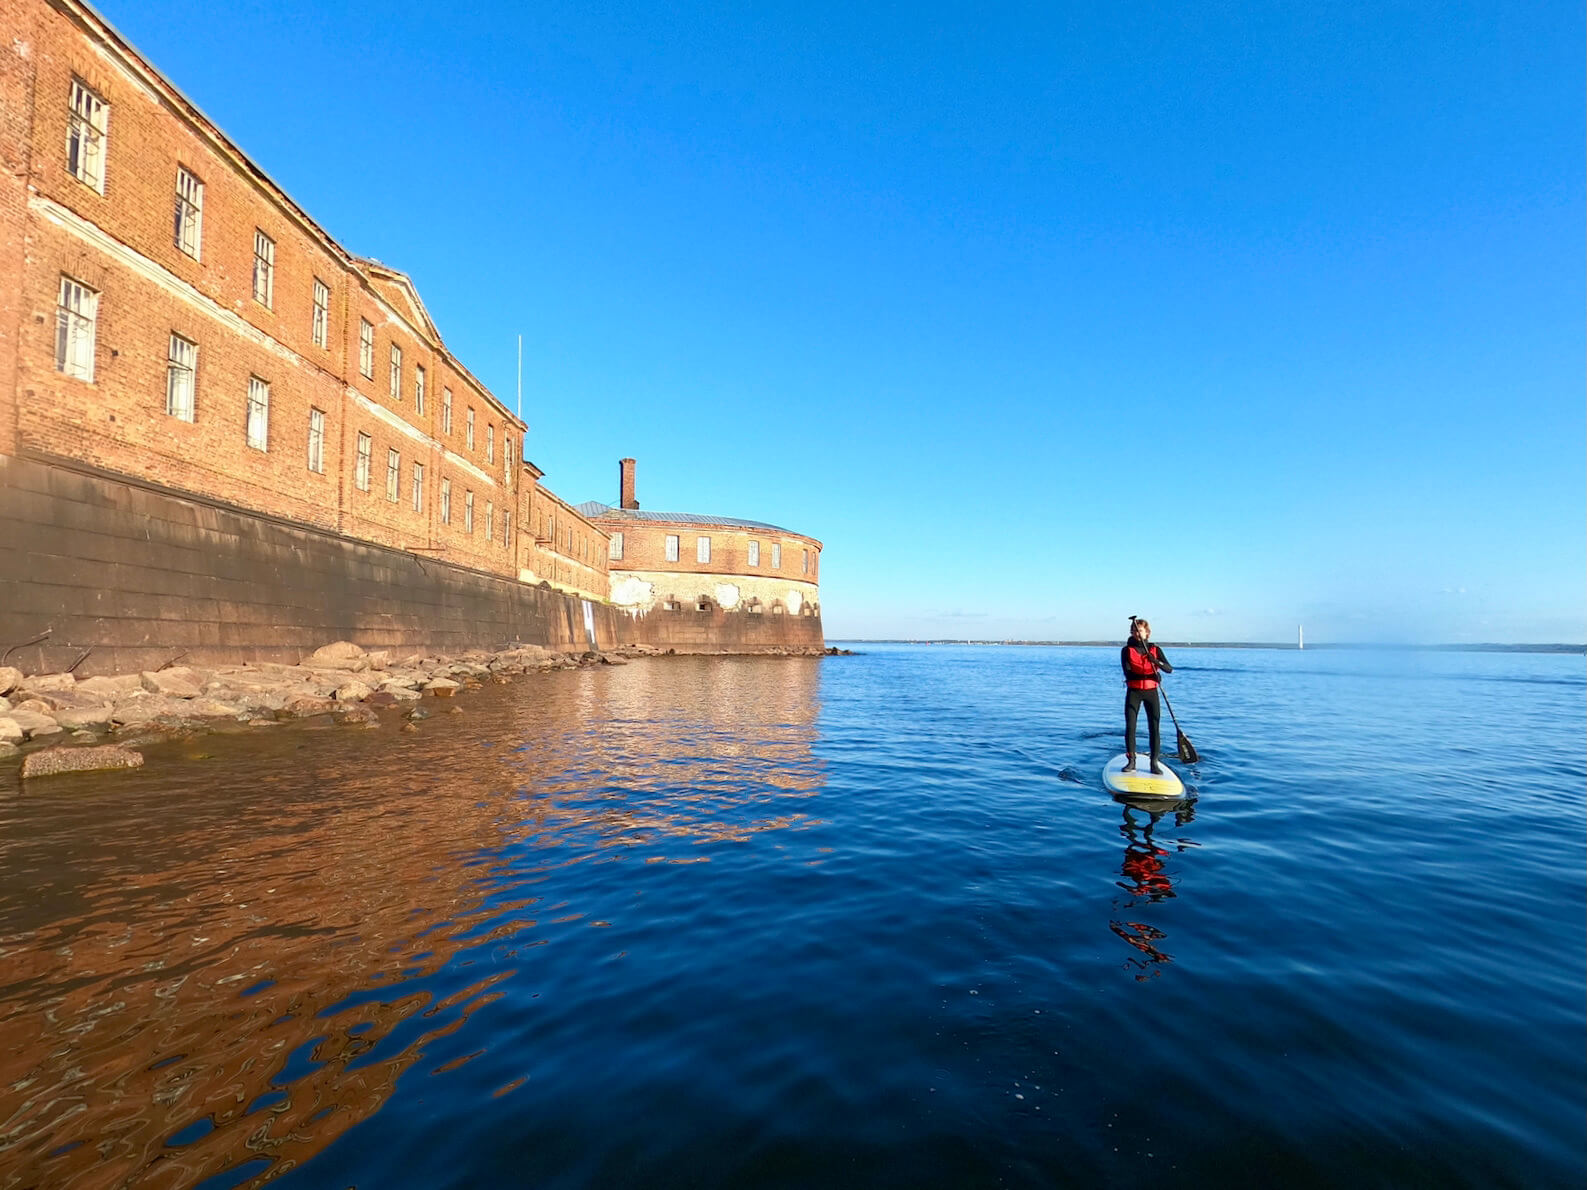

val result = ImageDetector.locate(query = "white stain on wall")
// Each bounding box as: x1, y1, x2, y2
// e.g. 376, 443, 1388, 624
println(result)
714, 583, 741, 610
610, 575, 656, 610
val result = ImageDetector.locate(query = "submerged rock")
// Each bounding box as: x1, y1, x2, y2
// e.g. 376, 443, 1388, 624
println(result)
22, 744, 145, 779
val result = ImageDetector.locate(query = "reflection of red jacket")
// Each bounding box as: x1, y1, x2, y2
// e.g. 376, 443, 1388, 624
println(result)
1122, 642, 1169, 690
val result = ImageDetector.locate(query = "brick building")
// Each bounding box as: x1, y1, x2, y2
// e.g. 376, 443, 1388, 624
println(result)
1, 0, 528, 575
579, 458, 823, 621
0, 0, 819, 667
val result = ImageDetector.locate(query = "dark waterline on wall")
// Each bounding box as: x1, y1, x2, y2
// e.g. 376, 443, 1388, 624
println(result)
0, 648, 1582, 1189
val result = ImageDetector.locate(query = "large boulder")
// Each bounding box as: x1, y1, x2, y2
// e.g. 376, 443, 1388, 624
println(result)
305, 642, 368, 670
185, 698, 244, 719
0, 717, 23, 745
53, 704, 116, 731
283, 694, 337, 718
7, 708, 61, 739
22, 745, 144, 779
111, 695, 192, 728
141, 670, 202, 699
76, 674, 146, 698
0, 666, 22, 696
333, 681, 373, 702
18, 672, 77, 695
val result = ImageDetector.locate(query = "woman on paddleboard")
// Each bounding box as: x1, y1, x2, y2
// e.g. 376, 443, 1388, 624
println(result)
1122, 616, 1172, 774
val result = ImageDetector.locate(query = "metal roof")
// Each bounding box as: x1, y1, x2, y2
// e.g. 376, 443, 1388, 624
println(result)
575, 502, 794, 534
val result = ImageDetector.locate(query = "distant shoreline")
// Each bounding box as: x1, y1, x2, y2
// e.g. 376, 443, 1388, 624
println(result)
832, 640, 1587, 654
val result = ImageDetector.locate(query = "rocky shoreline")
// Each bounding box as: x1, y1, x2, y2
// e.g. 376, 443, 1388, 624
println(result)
0, 641, 829, 781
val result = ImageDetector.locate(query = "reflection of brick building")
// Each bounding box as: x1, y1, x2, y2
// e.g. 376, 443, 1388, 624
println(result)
580, 458, 822, 624
0, 0, 818, 667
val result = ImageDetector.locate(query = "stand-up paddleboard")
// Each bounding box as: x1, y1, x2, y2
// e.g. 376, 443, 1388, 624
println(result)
1102, 754, 1184, 798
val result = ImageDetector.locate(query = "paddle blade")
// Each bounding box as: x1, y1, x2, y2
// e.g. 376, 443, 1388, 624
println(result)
1177, 731, 1199, 764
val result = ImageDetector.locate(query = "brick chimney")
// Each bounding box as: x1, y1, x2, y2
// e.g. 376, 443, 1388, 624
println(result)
619, 457, 639, 509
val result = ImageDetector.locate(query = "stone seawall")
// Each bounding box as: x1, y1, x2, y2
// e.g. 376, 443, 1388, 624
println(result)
614, 605, 825, 655
0, 454, 824, 675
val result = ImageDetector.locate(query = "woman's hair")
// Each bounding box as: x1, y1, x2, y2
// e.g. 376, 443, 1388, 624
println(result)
1130, 616, 1150, 633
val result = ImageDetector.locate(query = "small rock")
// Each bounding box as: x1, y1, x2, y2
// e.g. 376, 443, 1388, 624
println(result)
406, 707, 430, 721
0, 666, 22, 696
365, 651, 390, 671
333, 681, 373, 702
400, 721, 419, 734
70, 730, 98, 742
141, 670, 201, 699
445, 705, 463, 715
22, 744, 145, 779
306, 641, 368, 670
599, 654, 629, 666
334, 704, 379, 726
385, 686, 421, 702
425, 678, 460, 697
365, 691, 400, 708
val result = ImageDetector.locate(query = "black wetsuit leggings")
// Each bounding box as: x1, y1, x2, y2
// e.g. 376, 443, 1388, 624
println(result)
1125, 688, 1162, 759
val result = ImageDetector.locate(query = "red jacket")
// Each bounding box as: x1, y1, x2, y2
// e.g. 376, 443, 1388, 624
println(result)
1121, 641, 1170, 690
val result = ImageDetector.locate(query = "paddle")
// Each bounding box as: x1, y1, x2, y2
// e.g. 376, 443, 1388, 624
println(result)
1154, 673, 1199, 764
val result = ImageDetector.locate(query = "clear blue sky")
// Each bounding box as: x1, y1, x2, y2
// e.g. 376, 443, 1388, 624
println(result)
102, 0, 1584, 643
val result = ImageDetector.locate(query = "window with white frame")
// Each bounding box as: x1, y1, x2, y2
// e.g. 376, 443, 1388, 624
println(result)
165, 333, 196, 421
771, 542, 781, 569
358, 319, 374, 377
174, 167, 203, 258
414, 365, 426, 415
442, 387, 453, 434
486, 501, 494, 541
355, 432, 371, 490
252, 230, 274, 307
440, 477, 452, 523
311, 278, 329, 347
696, 536, 711, 563
466, 407, 475, 450
609, 532, 624, 561
464, 490, 474, 533
385, 449, 400, 501
307, 408, 326, 473
748, 540, 760, 567
486, 424, 494, 464
412, 462, 425, 511
55, 276, 98, 381
67, 79, 108, 192
389, 344, 402, 400
246, 377, 270, 450
665, 534, 680, 563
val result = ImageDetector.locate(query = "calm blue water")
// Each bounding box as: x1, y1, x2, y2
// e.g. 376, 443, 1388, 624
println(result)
0, 646, 1582, 1189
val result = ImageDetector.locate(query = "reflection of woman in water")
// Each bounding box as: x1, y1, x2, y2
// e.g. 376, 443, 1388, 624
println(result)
1110, 803, 1197, 979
